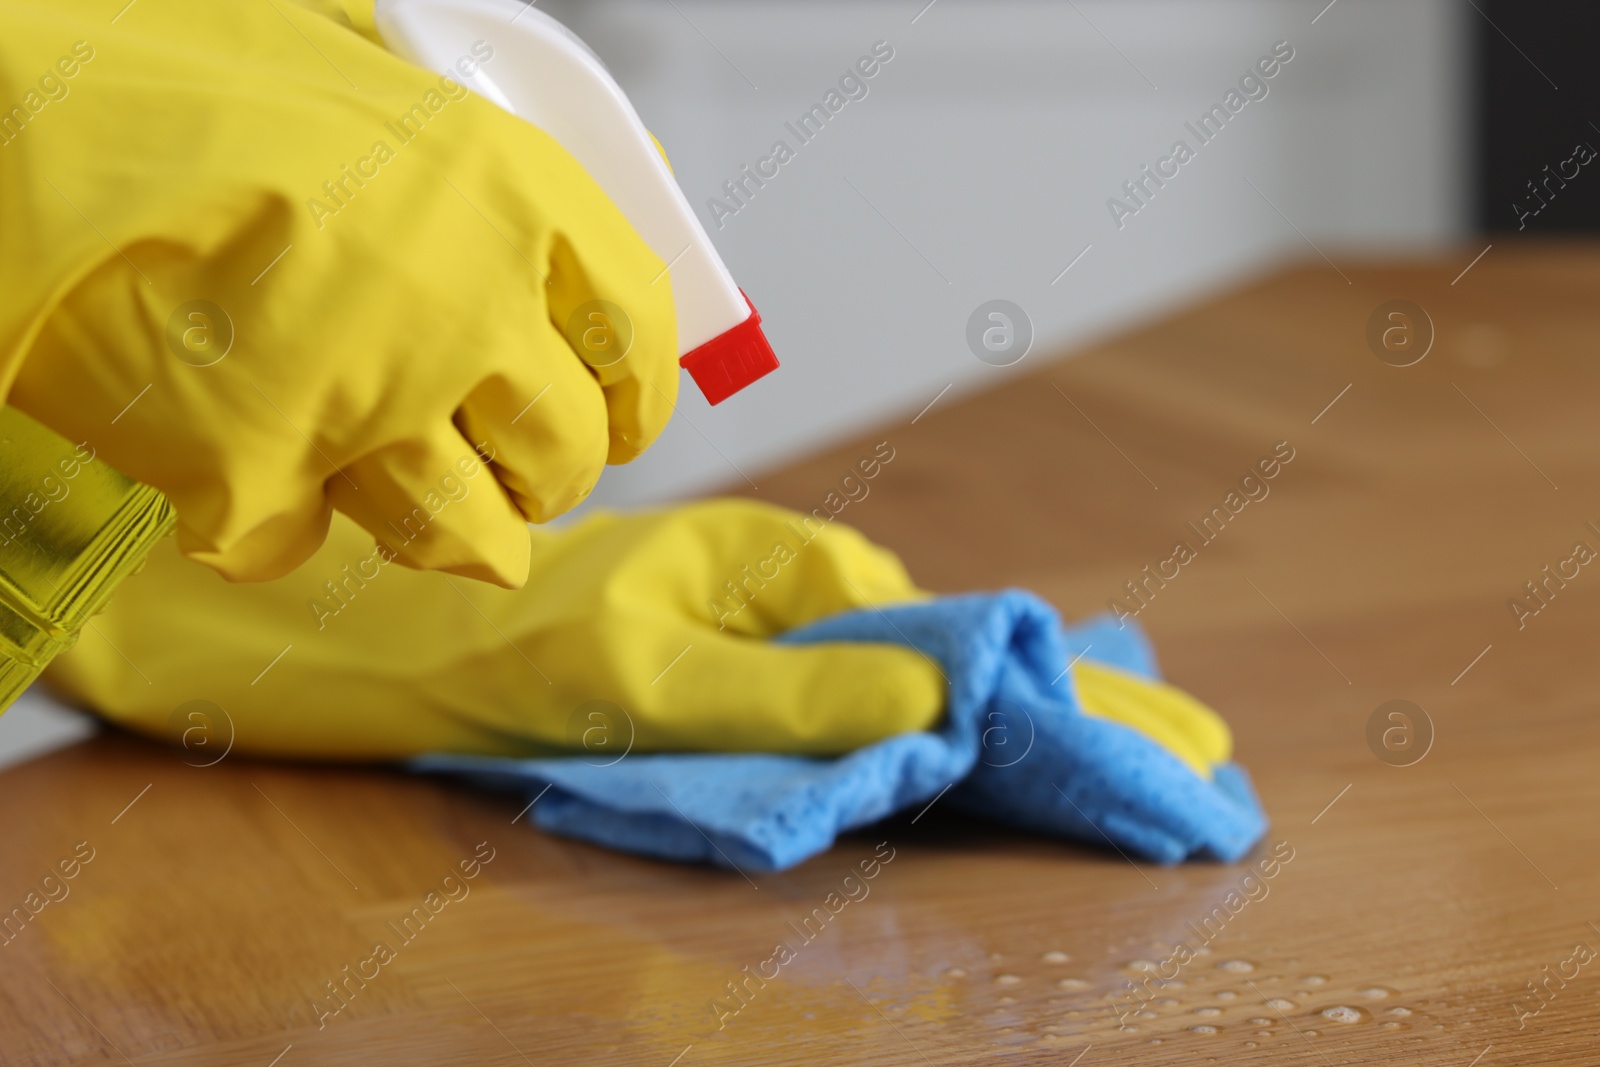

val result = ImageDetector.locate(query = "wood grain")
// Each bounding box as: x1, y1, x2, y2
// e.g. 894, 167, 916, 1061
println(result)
3, 247, 1597, 1064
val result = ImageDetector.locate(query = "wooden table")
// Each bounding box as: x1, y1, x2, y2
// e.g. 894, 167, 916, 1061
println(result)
3, 248, 1595, 1064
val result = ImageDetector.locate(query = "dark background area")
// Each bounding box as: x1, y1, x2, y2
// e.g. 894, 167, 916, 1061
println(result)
1476, 1, 1600, 232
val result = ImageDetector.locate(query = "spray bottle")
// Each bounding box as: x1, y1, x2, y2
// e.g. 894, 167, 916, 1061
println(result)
374, 0, 779, 404
0, 407, 174, 711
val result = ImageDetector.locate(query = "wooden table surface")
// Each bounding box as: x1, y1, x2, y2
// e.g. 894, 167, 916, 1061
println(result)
4, 248, 1597, 1064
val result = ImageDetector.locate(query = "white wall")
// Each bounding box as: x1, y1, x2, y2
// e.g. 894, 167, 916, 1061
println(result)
546, 0, 1471, 506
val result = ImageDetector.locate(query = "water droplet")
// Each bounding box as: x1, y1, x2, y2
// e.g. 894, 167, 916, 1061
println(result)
1382, 1021, 1401, 1029
1149, 1037, 1163, 1045
945, 968, 967, 979
1135, 1010, 1157, 1019
996, 974, 1021, 986
1218, 959, 1255, 973
1042, 950, 1070, 964
998, 996, 1016, 1005
1056, 978, 1090, 991
1303, 975, 1328, 986
1129, 959, 1158, 972
1189, 1025, 1218, 1035
1357, 986, 1394, 999
1256, 1030, 1272, 1037
1321, 1005, 1365, 1024
1156, 997, 1179, 1007
1247, 1017, 1272, 1026
1387, 1006, 1413, 1017
1244, 1041, 1258, 1048
1264, 998, 1296, 1011
1216, 990, 1238, 1001
1193, 1006, 1222, 1017
1305, 1029, 1320, 1037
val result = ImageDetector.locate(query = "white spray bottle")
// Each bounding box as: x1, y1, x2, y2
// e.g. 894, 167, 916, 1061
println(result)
373, 0, 778, 405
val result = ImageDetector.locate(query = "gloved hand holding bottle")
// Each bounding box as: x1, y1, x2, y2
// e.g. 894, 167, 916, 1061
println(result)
2, 0, 678, 588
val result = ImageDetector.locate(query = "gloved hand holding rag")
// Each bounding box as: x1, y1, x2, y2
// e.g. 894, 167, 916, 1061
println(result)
2, 0, 678, 587
47, 499, 1267, 871
6, 0, 1266, 872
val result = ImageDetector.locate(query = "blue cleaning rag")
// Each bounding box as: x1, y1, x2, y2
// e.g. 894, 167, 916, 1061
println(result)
414, 591, 1267, 872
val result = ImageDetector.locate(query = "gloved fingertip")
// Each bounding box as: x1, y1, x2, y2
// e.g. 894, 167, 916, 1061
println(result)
606, 429, 645, 466
1073, 662, 1234, 775
385, 522, 532, 589
174, 510, 332, 584
431, 549, 530, 589
513, 481, 595, 526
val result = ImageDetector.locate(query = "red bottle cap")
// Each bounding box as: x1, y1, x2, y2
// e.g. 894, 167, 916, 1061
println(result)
678, 290, 779, 405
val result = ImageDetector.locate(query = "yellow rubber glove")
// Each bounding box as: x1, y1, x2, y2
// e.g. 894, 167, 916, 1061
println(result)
1073, 662, 1232, 779
0, 0, 677, 588
44, 500, 944, 759
43, 496, 1236, 772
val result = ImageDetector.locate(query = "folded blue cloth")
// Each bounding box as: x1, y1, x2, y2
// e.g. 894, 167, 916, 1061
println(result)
414, 591, 1268, 872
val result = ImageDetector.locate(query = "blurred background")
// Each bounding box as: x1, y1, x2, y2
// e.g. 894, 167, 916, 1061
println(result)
6, 0, 1595, 761
566, 0, 1472, 506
